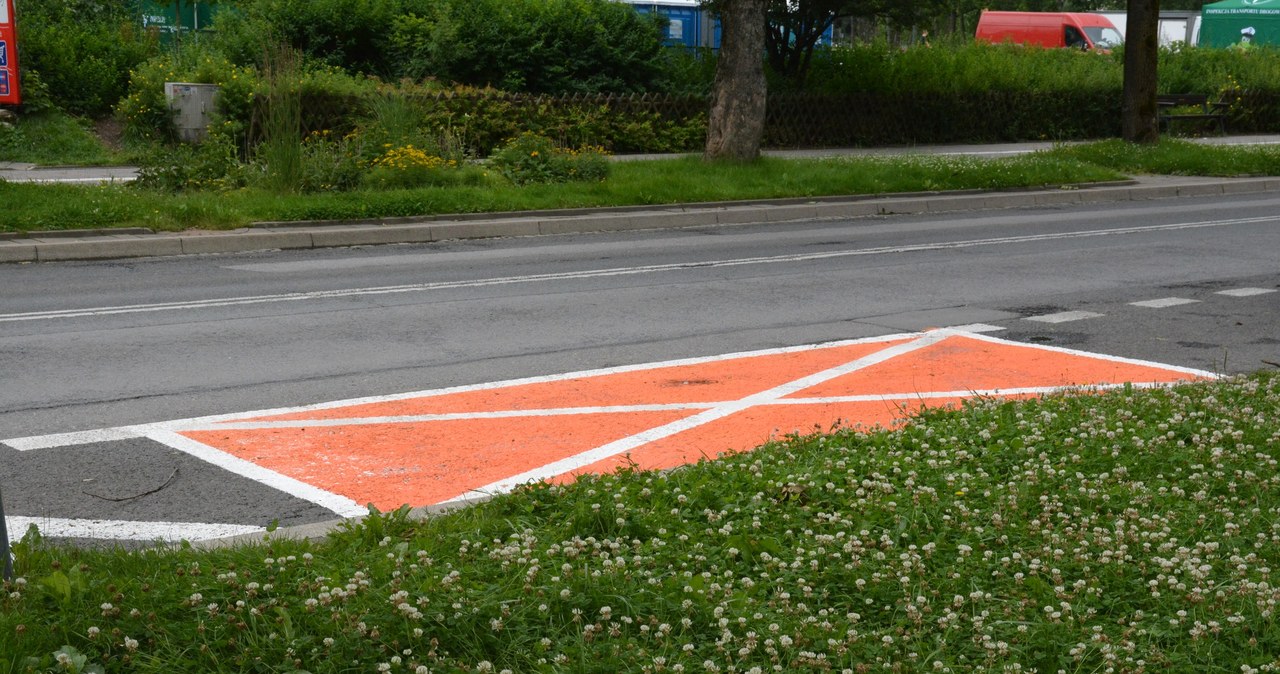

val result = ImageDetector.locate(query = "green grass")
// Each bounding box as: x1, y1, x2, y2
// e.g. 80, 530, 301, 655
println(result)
1, 153, 1125, 233
2, 374, 1278, 673
0, 111, 130, 167
1048, 138, 1280, 176
3, 138, 1279, 234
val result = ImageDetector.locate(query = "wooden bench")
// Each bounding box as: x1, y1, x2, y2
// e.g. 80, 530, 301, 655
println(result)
1157, 94, 1228, 135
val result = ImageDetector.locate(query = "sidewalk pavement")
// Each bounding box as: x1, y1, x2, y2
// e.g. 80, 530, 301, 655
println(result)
4, 136, 1280, 264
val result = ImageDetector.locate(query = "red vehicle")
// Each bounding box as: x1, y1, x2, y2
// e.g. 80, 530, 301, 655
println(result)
975, 11, 1123, 51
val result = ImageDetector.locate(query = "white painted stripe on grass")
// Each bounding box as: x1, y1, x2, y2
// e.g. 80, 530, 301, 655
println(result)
1024, 310, 1105, 324
1129, 297, 1200, 308
4, 216, 1277, 324
1216, 287, 1277, 297
449, 332, 950, 501
5, 516, 261, 543
144, 430, 368, 518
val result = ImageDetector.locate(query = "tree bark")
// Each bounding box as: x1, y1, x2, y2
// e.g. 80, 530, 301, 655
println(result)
1122, 0, 1161, 144
704, 0, 768, 162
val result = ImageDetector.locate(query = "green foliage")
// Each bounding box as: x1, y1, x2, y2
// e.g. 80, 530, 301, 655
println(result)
387, 0, 667, 94
409, 89, 708, 157
13, 0, 159, 116
488, 132, 610, 185
212, 0, 668, 95
362, 143, 487, 190
116, 45, 259, 145
804, 41, 1123, 95
0, 110, 119, 165
132, 128, 249, 192
210, 0, 404, 77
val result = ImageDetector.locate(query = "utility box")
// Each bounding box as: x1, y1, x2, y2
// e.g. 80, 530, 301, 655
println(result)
164, 82, 219, 143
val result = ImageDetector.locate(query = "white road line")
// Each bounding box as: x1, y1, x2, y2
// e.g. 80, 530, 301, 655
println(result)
4, 333, 919, 452
3, 216, 1276, 323
144, 430, 368, 518
945, 323, 1006, 333
1216, 287, 1277, 297
180, 385, 1155, 431
448, 332, 950, 501
5, 516, 261, 543
957, 329, 1219, 379
2, 427, 151, 452
1129, 297, 1200, 308
1024, 310, 1105, 324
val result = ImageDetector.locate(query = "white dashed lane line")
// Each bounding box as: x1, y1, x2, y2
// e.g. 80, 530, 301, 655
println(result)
1014, 286, 1275, 325
1130, 297, 1200, 308
1024, 310, 1105, 324
1216, 287, 1277, 297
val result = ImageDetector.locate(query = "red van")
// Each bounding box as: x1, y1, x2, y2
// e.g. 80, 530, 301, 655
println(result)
975, 11, 1123, 51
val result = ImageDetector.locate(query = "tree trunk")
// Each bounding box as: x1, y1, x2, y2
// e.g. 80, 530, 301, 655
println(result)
705, 0, 768, 162
1122, 0, 1161, 143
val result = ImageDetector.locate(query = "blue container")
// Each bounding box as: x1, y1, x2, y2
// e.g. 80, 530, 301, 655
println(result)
627, 2, 713, 49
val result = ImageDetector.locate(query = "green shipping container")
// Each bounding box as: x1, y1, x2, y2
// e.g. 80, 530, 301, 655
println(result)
1200, 0, 1280, 47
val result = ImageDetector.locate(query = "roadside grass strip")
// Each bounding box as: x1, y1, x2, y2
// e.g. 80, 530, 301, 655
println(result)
1, 369, 1276, 672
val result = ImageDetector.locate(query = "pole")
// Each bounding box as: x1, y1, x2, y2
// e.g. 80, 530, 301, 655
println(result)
0, 482, 12, 581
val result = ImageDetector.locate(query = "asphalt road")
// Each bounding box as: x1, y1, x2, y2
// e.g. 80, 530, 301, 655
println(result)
2, 191, 1277, 545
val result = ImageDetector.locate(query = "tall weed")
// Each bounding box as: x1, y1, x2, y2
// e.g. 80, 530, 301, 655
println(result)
256, 47, 305, 193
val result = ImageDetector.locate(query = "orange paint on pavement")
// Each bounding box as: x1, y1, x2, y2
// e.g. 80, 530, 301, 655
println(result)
244, 340, 910, 422
183, 409, 694, 510
175, 332, 1212, 511
561, 398, 961, 478
793, 335, 1198, 398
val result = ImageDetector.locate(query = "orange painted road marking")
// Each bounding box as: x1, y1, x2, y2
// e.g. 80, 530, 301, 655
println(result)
164, 330, 1212, 512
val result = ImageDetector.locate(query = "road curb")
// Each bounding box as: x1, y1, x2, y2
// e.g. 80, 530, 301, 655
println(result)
193, 495, 496, 550
2, 177, 1277, 264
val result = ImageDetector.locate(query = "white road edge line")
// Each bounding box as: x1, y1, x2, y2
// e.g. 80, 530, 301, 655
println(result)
172, 384, 1174, 431
143, 430, 368, 518
3, 216, 1277, 323
4, 333, 923, 451
5, 516, 261, 543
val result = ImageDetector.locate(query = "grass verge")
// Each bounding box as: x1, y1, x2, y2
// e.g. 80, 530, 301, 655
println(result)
2, 373, 1279, 672
0, 111, 130, 167
2, 138, 1278, 234
1, 153, 1123, 233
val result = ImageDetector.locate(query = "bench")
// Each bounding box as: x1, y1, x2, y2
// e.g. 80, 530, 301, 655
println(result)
1157, 94, 1228, 135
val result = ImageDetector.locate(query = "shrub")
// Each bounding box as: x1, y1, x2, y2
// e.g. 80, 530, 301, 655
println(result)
488, 132, 610, 185
211, 0, 405, 78
387, 0, 666, 94
14, 0, 159, 116
291, 131, 366, 193
362, 143, 487, 190
117, 46, 259, 145
132, 129, 249, 192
